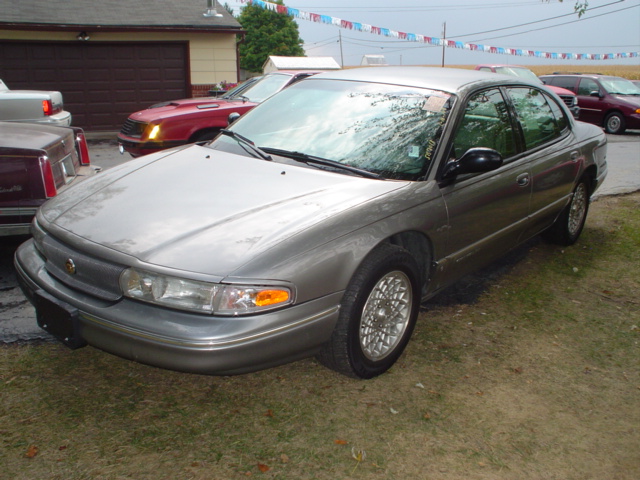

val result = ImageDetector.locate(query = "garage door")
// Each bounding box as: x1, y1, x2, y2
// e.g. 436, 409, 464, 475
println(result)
0, 41, 189, 131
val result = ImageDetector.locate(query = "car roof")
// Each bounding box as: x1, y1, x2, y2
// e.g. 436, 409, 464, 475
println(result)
306, 66, 530, 94
477, 64, 529, 69
541, 73, 625, 81
267, 70, 322, 76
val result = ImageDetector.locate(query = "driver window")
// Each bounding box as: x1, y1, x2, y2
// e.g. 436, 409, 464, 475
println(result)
578, 78, 599, 96
451, 88, 516, 161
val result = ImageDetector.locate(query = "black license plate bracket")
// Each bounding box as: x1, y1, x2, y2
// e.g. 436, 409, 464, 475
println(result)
34, 290, 87, 349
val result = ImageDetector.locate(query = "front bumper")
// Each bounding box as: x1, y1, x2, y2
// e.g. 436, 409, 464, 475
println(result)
626, 112, 640, 130
15, 239, 341, 375
117, 135, 185, 158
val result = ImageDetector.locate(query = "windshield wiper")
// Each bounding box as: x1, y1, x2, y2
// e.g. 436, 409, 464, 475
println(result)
228, 95, 250, 103
261, 147, 384, 179
220, 129, 272, 161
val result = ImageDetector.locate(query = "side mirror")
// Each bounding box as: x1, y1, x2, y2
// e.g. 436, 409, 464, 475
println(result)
228, 112, 241, 125
442, 148, 503, 180
589, 90, 603, 98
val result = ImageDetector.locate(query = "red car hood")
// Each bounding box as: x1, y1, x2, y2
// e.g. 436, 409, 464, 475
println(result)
547, 85, 575, 96
129, 97, 257, 122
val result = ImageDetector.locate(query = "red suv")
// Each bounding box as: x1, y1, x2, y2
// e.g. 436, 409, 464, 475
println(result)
540, 73, 640, 134
117, 71, 317, 157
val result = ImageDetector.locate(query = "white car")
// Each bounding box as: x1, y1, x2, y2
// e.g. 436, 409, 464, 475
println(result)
0, 79, 71, 126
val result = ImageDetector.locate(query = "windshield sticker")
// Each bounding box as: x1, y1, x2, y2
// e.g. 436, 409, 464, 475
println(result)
423, 95, 449, 113
408, 145, 420, 158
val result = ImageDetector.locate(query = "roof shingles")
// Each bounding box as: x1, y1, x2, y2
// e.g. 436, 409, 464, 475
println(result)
0, 0, 241, 30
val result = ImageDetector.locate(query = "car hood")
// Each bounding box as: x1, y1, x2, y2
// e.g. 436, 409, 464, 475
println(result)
547, 85, 575, 96
613, 94, 640, 107
130, 98, 256, 122
39, 145, 407, 278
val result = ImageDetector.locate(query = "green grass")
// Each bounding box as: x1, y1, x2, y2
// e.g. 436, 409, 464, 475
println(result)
1, 194, 639, 479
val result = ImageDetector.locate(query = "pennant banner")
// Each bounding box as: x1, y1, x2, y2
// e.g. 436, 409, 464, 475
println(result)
239, 0, 639, 61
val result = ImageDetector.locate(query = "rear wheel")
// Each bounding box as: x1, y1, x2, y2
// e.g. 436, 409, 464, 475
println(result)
317, 244, 422, 379
542, 177, 590, 246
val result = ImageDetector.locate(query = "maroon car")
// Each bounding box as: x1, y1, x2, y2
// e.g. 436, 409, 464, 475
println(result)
117, 71, 317, 157
540, 73, 640, 134
0, 121, 97, 236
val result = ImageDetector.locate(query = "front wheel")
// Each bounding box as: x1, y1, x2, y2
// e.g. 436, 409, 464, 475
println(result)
604, 112, 625, 135
317, 244, 422, 379
542, 177, 590, 246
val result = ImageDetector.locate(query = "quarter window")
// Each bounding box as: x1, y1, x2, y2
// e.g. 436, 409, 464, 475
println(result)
507, 88, 566, 150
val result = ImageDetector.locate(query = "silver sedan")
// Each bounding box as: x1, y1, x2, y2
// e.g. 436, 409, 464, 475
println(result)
15, 67, 607, 378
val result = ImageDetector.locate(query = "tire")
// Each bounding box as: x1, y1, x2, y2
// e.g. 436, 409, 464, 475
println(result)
542, 177, 590, 246
604, 112, 626, 135
317, 243, 422, 379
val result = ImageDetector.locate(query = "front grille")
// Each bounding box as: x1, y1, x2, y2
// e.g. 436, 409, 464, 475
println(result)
120, 118, 147, 138
559, 95, 576, 108
41, 235, 126, 301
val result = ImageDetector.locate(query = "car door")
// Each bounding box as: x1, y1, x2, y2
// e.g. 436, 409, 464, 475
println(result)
434, 87, 532, 288
576, 77, 605, 125
505, 86, 582, 240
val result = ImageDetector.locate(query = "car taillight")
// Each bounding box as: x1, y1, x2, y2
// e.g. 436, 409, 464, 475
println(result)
38, 156, 58, 198
74, 130, 91, 165
42, 100, 53, 116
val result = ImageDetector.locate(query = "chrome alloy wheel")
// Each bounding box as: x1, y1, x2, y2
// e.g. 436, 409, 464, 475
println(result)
568, 183, 588, 237
359, 270, 413, 361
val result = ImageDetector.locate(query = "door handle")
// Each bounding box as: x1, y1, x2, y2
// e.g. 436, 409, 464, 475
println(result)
570, 150, 581, 162
516, 173, 530, 187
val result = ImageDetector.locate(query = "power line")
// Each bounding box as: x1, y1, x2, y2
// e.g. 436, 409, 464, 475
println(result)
470, 3, 640, 43
302, 1, 639, 51
449, 0, 626, 39
289, 1, 547, 13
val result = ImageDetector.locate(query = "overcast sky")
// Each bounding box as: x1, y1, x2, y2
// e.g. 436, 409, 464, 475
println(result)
220, 0, 640, 67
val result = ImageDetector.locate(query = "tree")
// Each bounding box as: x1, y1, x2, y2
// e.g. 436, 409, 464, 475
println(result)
546, 0, 589, 17
237, 0, 305, 73
223, 2, 234, 16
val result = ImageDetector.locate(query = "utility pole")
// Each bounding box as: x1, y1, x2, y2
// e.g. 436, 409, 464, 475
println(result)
441, 22, 446, 67
338, 30, 344, 68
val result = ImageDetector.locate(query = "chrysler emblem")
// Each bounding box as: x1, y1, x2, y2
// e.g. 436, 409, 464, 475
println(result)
65, 258, 76, 275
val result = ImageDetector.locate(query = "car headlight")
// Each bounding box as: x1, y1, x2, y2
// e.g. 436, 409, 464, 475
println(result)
147, 124, 161, 140
119, 268, 293, 315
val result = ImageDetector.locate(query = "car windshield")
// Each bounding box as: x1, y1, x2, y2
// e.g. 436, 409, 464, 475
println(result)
224, 74, 293, 103
599, 78, 640, 95
220, 77, 261, 99
211, 78, 453, 180
494, 66, 542, 84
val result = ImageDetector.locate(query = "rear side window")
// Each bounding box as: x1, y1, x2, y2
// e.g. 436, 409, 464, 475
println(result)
543, 76, 577, 92
507, 88, 567, 150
